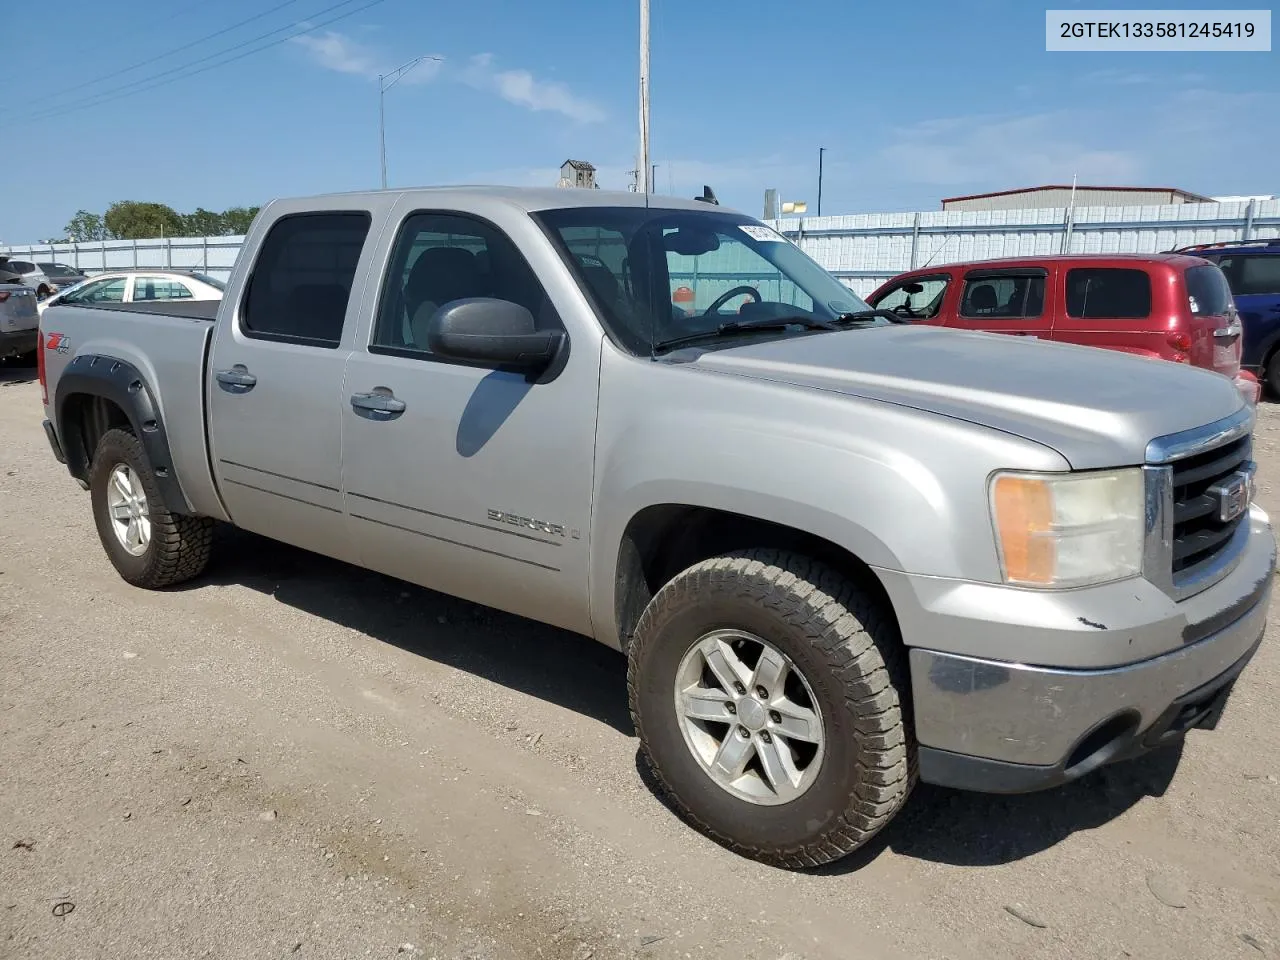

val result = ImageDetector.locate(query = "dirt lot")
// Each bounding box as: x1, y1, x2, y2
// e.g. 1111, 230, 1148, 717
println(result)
1, 361, 1278, 960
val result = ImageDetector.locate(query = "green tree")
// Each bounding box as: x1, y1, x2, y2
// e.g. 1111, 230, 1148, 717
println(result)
64, 209, 110, 242
103, 201, 184, 240
181, 207, 227, 237
220, 206, 260, 235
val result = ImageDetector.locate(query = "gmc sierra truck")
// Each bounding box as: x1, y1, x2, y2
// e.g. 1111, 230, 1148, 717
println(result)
38, 186, 1275, 868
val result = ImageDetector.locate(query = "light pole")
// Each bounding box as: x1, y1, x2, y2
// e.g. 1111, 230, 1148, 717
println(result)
638, 0, 651, 194
380, 55, 440, 189
817, 147, 826, 217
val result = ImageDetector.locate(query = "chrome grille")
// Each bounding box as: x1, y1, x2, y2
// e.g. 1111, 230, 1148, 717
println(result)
1144, 409, 1255, 601
1170, 434, 1252, 576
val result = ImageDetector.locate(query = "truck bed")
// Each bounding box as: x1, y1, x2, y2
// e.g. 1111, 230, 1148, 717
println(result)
40, 300, 225, 520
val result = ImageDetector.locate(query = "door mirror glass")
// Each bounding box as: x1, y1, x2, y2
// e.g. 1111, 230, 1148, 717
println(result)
426, 297, 565, 370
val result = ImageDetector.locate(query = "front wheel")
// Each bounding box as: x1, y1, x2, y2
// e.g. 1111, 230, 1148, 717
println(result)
628, 549, 914, 868
89, 428, 213, 588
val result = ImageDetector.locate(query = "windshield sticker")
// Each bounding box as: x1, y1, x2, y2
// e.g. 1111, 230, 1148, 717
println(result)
738, 224, 788, 243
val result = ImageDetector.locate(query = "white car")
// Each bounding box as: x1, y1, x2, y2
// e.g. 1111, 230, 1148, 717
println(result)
39, 270, 225, 316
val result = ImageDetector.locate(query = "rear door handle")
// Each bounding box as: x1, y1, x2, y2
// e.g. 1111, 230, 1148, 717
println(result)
215, 365, 257, 393
350, 391, 407, 420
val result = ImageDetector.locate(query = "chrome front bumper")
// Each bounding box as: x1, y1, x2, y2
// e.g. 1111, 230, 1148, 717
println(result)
879, 505, 1275, 793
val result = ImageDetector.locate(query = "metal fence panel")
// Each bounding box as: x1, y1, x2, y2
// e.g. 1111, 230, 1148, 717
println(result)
5, 199, 1278, 299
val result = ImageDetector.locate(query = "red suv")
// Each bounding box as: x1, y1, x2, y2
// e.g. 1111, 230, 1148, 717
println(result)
867, 254, 1258, 403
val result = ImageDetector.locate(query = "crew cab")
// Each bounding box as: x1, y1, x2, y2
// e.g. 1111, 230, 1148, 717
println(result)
867, 254, 1259, 404
38, 187, 1275, 869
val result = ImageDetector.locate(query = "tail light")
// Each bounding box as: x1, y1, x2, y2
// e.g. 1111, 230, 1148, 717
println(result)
1168, 332, 1192, 352
37, 330, 47, 405
0, 291, 10, 303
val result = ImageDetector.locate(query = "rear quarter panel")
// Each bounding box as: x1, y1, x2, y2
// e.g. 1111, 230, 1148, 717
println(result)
41, 303, 227, 520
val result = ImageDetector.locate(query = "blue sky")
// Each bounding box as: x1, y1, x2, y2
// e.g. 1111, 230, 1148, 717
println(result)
1, 0, 1276, 242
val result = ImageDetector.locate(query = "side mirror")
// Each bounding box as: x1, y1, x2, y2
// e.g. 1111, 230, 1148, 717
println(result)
426, 297, 565, 370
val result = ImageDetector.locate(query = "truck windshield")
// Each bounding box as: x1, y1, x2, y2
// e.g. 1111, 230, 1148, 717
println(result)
534, 206, 876, 355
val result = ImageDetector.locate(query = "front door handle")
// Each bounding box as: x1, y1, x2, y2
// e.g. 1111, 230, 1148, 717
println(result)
215, 365, 257, 393
350, 391, 407, 421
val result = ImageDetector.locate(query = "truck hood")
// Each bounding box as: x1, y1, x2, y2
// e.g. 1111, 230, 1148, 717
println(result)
690, 325, 1246, 469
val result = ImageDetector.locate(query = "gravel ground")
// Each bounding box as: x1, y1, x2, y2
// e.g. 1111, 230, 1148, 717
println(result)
1, 360, 1278, 960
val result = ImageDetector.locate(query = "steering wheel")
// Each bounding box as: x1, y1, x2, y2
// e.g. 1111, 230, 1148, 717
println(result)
704, 285, 761, 315
892, 302, 918, 318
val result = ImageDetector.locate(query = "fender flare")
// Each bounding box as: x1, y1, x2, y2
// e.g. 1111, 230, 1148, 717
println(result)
53, 354, 191, 514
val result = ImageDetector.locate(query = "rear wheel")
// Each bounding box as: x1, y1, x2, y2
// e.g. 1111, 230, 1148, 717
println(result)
89, 428, 213, 588
1265, 349, 1280, 400
628, 549, 914, 868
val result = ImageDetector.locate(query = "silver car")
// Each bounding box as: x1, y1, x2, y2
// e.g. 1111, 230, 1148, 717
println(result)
0, 257, 53, 300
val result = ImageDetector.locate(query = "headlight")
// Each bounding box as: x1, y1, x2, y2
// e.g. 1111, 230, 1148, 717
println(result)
990, 468, 1143, 588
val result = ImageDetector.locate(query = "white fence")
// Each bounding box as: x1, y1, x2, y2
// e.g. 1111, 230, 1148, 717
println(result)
0, 236, 245, 281
4, 198, 1278, 297
771, 197, 1280, 295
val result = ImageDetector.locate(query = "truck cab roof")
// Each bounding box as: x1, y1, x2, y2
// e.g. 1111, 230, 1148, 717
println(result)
263, 185, 737, 217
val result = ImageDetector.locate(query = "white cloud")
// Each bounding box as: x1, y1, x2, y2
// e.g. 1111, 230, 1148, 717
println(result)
1080, 67, 1155, 86
290, 29, 443, 84
460, 53, 605, 123
290, 30, 382, 78
291, 35, 600, 122
875, 111, 1143, 187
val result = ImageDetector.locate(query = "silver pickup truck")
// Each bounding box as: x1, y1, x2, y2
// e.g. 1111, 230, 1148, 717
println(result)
38, 187, 1275, 868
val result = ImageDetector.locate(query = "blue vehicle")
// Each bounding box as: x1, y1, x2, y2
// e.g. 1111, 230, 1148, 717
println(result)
1174, 240, 1280, 395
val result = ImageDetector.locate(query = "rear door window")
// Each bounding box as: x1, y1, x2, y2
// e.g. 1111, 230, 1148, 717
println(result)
1065, 268, 1151, 319
960, 274, 1046, 319
1218, 255, 1280, 297
133, 276, 194, 301
241, 212, 371, 348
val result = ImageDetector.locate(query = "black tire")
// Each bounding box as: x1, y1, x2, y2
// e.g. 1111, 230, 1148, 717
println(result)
1265, 351, 1280, 401
89, 428, 213, 588
628, 549, 914, 869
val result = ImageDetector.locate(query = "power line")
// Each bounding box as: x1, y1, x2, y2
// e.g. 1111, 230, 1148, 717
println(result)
20, 0, 383, 125
0, 0, 209, 86
27, 0, 303, 110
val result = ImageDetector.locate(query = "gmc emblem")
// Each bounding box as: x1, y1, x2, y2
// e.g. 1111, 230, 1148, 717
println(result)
1209, 470, 1252, 524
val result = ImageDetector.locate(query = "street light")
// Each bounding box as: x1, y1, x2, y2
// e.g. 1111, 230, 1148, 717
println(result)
379, 55, 441, 189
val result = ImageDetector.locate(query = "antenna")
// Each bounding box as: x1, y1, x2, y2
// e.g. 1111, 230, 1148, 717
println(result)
919, 233, 952, 269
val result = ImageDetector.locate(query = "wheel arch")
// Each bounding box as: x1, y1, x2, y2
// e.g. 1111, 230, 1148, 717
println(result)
611, 503, 900, 654
54, 355, 191, 514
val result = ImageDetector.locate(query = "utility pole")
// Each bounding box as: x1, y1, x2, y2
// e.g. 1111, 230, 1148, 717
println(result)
380, 55, 441, 189
638, 0, 651, 195
817, 147, 826, 217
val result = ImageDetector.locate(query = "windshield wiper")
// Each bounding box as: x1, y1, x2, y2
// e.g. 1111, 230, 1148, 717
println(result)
832, 309, 908, 325
652, 315, 835, 353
